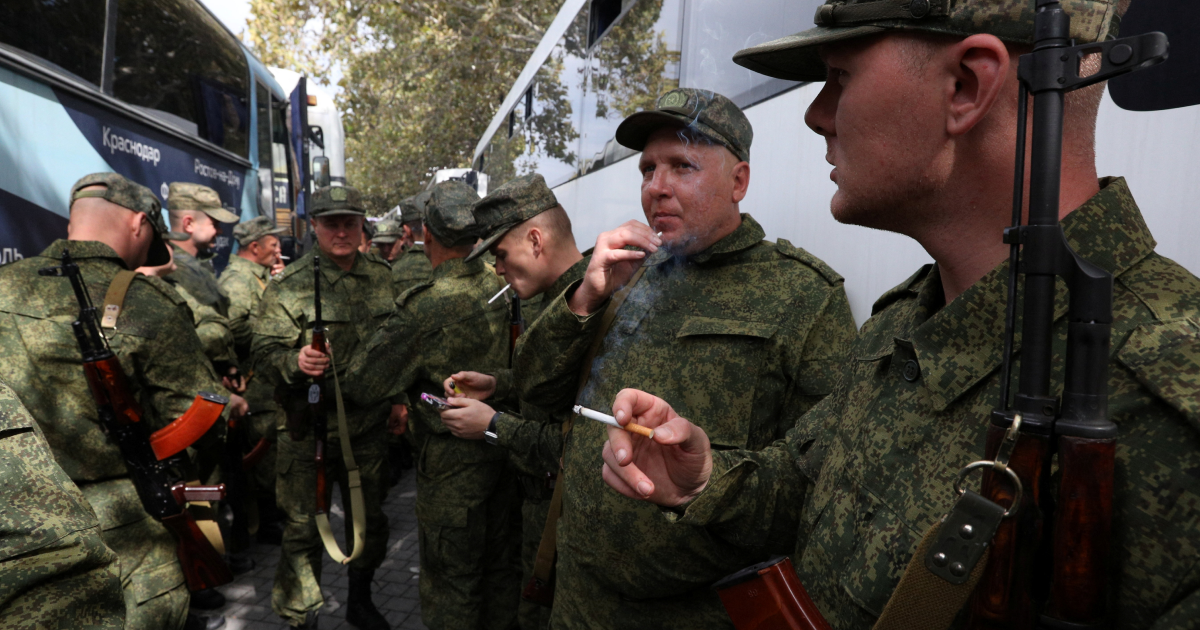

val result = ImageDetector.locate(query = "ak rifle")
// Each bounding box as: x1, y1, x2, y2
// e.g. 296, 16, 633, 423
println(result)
310, 253, 332, 519
966, 2, 1167, 627
40, 250, 232, 591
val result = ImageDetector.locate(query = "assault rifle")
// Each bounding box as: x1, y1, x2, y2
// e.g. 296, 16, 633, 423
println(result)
509, 294, 525, 361
965, 2, 1168, 627
40, 250, 233, 591
309, 253, 332, 518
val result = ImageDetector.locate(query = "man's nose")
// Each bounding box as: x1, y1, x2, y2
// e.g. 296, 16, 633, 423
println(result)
804, 80, 839, 138
644, 166, 671, 197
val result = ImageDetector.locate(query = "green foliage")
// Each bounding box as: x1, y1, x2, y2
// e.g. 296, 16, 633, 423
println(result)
246, 0, 562, 214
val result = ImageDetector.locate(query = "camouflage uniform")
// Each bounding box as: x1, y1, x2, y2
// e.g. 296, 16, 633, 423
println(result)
165, 182, 240, 315
251, 186, 395, 627
346, 181, 519, 630
0, 172, 228, 630
393, 193, 434, 293
681, 179, 1200, 628
515, 218, 855, 628
0, 379, 124, 629
220, 217, 287, 522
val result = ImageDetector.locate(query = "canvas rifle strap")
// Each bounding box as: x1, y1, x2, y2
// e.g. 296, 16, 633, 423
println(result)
100, 270, 137, 329
314, 347, 367, 564
532, 267, 648, 585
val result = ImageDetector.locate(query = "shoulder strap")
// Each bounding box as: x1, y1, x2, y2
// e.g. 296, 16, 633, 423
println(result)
532, 267, 649, 586
100, 270, 138, 329
314, 348, 367, 564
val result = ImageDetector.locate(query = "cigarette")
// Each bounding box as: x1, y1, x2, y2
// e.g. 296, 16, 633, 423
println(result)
573, 405, 655, 439
488, 284, 511, 304
280, 255, 291, 260
656, 231, 663, 239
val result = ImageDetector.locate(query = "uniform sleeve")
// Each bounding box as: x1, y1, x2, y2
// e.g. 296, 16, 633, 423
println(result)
250, 282, 305, 388
495, 402, 564, 476
218, 272, 256, 359
482, 368, 516, 406
344, 307, 421, 407
513, 281, 606, 412
178, 286, 237, 368
0, 384, 124, 628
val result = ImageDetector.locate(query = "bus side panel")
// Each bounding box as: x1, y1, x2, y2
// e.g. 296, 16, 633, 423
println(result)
0, 188, 67, 264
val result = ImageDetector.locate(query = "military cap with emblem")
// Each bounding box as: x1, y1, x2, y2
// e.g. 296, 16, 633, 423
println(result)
734, 0, 1123, 82
233, 215, 287, 247
70, 172, 172, 266
423, 181, 485, 247
167, 182, 241, 223
310, 185, 368, 217
615, 88, 753, 163
401, 191, 430, 225
372, 218, 404, 244
465, 174, 560, 262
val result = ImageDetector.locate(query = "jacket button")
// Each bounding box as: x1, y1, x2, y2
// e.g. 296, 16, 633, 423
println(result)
903, 360, 921, 382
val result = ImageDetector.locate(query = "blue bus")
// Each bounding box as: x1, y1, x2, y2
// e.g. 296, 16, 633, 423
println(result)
0, 0, 301, 270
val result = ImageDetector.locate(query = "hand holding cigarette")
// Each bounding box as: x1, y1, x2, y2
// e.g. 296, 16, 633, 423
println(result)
574, 405, 655, 439
596, 389, 713, 507
568, 221, 662, 316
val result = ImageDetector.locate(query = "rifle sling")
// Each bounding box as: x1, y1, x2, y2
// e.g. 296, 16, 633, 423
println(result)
532, 267, 648, 585
100, 270, 137, 329
314, 347, 368, 564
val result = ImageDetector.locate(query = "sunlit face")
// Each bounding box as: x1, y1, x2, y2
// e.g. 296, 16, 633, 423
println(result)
188, 211, 220, 250
805, 34, 949, 232
639, 128, 743, 255
250, 234, 281, 267
491, 225, 547, 299
313, 214, 364, 260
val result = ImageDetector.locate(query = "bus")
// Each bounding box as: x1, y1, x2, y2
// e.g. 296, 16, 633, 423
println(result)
472, 0, 1200, 324
270, 67, 347, 188
0, 0, 300, 272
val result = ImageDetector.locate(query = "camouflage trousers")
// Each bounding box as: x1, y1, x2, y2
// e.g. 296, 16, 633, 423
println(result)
246, 409, 278, 515
416, 433, 522, 630
518, 480, 553, 630
81, 479, 189, 630
271, 431, 390, 626
547, 545, 733, 630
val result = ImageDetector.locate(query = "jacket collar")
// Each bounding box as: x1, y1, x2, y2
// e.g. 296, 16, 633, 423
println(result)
39, 240, 127, 268
430, 256, 484, 281
545, 255, 591, 300
228, 255, 269, 279
896, 177, 1156, 411
646, 213, 766, 267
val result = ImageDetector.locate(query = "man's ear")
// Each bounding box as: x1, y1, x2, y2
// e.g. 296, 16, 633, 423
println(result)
945, 34, 1010, 137
527, 226, 543, 258
731, 161, 750, 204
181, 212, 196, 235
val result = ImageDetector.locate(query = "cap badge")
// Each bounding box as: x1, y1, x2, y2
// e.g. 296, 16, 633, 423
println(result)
660, 91, 688, 108
331, 187, 347, 201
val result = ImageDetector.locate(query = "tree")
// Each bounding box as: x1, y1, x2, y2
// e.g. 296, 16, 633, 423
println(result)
246, 0, 563, 213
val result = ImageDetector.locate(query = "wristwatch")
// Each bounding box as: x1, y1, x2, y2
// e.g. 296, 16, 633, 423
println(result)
484, 412, 501, 445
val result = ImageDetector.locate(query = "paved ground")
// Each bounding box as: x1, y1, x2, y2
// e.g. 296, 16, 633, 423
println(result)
209, 471, 428, 630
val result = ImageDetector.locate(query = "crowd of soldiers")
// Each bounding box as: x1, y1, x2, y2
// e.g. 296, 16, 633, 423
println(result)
1, 1, 1198, 629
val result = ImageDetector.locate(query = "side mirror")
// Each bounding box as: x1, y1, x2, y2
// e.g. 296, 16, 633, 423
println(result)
312, 156, 331, 188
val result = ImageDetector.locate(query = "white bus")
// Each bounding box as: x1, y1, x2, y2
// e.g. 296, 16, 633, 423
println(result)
472, 0, 1199, 324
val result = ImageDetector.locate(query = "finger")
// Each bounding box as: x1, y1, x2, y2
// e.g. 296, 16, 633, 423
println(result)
596, 249, 648, 267
601, 440, 653, 498
653, 417, 709, 455
612, 388, 668, 426
443, 376, 456, 396
606, 425, 634, 466
601, 462, 644, 500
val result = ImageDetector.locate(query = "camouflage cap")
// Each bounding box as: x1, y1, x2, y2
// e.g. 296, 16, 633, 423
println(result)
167, 182, 241, 223
311, 185, 367, 217
423, 181, 485, 248
399, 194, 426, 225
233, 215, 287, 247
70, 172, 171, 266
615, 88, 752, 163
733, 0, 1123, 82
465, 174, 559, 263
372, 218, 404, 244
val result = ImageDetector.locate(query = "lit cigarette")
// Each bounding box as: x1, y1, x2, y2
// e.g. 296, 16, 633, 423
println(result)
488, 284, 511, 304
280, 255, 291, 260
573, 405, 655, 439
656, 231, 663, 239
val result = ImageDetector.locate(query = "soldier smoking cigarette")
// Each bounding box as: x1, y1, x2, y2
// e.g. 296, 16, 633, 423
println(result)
488, 283, 511, 304
573, 405, 655, 439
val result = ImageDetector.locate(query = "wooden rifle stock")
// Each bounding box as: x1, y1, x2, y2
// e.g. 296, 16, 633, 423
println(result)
509, 294, 524, 361
714, 556, 830, 630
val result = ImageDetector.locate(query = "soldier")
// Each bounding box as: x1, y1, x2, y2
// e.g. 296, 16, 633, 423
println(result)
343, 181, 518, 630
602, 1, 1200, 627
219, 216, 288, 545
0, 378, 124, 629
436, 173, 589, 630
371, 218, 404, 263
0, 172, 231, 630
358, 220, 375, 255
510, 88, 857, 628
391, 192, 434, 293
165, 182, 240, 316
252, 185, 399, 630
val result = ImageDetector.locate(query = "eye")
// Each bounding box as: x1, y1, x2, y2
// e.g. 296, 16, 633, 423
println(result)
641, 164, 656, 176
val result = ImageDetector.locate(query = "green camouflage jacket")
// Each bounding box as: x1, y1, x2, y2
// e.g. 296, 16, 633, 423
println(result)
391, 242, 432, 294
0, 379, 123, 628
346, 256, 509, 454
169, 247, 230, 316
682, 178, 1200, 628
513, 214, 856, 598
168, 279, 237, 368
0, 240, 227, 527
218, 254, 271, 359
251, 249, 396, 438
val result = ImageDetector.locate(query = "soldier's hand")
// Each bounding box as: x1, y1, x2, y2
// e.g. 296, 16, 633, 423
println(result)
271, 257, 285, 276
298, 346, 329, 377
439, 397, 494, 440
601, 388, 712, 507
444, 371, 496, 400
227, 394, 250, 420
388, 404, 408, 435
569, 221, 661, 316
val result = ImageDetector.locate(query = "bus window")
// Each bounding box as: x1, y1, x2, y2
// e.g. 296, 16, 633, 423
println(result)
271, 95, 295, 232
0, 0, 106, 86
256, 82, 274, 215
112, 0, 250, 157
